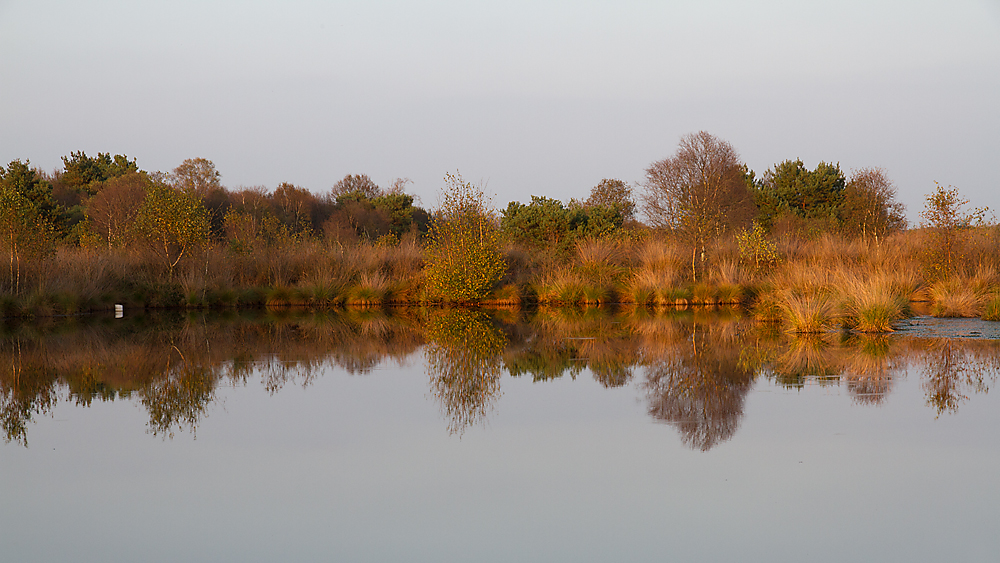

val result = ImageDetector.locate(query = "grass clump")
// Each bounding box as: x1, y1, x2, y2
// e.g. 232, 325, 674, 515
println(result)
841, 276, 911, 333
928, 278, 983, 318
981, 293, 1000, 321
778, 291, 837, 333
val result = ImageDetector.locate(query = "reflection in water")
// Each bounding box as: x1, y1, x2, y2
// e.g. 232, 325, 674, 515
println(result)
1, 307, 998, 448
0, 310, 426, 445
425, 309, 506, 435
917, 339, 1000, 416
641, 317, 754, 451
841, 335, 901, 406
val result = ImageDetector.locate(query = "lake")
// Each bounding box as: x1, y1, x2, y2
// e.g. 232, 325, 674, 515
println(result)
1, 307, 998, 562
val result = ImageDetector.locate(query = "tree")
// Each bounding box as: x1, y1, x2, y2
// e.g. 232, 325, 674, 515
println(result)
423, 172, 506, 301
586, 178, 636, 221
919, 183, 988, 279
642, 131, 756, 280
330, 174, 380, 200
501, 196, 576, 249
0, 185, 55, 295
134, 181, 211, 276
372, 192, 420, 239
85, 172, 149, 249
500, 195, 622, 255
753, 159, 846, 228
222, 190, 287, 254
272, 182, 318, 239
0, 160, 61, 229
839, 167, 906, 244
171, 158, 222, 198
60, 151, 139, 197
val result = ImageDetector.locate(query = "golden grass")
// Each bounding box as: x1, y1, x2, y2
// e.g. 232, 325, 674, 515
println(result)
778, 291, 838, 333
982, 293, 1000, 321
839, 274, 913, 333
928, 278, 986, 318
7, 224, 1000, 317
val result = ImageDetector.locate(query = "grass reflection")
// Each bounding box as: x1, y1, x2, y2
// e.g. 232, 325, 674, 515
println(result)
1, 307, 998, 448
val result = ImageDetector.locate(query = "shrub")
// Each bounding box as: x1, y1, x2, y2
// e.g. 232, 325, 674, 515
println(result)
736, 221, 779, 276
423, 173, 506, 302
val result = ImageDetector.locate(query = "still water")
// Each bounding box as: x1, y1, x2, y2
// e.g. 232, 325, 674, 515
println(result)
1, 307, 998, 562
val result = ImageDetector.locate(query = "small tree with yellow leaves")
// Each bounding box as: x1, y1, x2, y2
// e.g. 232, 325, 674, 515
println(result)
134, 181, 211, 277
423, 172, 506, 302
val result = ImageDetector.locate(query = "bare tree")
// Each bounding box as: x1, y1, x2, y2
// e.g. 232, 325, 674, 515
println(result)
86, 172, 147, 249
586, 178, 636, 221
840, 167, 906, 244
642, 131, 755, 280
171, 158, 221, 198
330, 174, 380, 201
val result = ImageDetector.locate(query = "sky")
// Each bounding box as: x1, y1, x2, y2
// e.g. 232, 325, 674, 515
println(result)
1, 0, 999, 221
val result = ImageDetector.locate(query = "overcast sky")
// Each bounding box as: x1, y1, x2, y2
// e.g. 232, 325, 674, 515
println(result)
2, 0, 998, 221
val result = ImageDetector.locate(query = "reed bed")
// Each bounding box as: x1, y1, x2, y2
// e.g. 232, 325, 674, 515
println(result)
5, 227, 1000, 324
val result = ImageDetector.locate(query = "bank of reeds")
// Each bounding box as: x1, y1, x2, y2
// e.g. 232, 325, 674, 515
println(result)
5, 227, 1000, 324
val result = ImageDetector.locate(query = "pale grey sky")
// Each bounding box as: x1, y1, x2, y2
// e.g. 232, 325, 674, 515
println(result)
2, 0, 998, 220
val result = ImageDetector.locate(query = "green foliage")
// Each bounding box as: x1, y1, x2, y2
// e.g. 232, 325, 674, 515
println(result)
61, 151, 139, 197
325, 187, 427, 243
1, 160, 61, 229
736, 221, 779, 275
134, 181, 211, 275
500, 195, 624, 256
0, 182, 56, 295
754, 159, 846, 228
372, 192, 419, 239
424, 172, 506, 302
502, 196, 576, 250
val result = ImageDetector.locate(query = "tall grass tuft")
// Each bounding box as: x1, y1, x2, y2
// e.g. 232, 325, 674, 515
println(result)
841, 275, 912, 333
928, 278, 984, 318
778, 291, 838, 333
980, 293, 1000, 321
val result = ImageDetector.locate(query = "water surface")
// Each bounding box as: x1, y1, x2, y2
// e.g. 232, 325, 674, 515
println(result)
1, 308, 998, 562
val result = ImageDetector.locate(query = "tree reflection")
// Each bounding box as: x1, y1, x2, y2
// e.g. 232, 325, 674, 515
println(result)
1, 341, 57, 446
140, 346, 216, 438
642, 318, 755, 451
918, 339, 998, 416
4, 307, 1000, 446
425, 309, 506, 434
0, 310, 425, 444
503, 307, 638, 387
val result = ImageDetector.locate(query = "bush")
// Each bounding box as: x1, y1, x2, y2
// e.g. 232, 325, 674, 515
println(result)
423, 173, 506, 302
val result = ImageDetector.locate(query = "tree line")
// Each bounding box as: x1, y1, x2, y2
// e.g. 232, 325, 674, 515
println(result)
4, 132, 976, 311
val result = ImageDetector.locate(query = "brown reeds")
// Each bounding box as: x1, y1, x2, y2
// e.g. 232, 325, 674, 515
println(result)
6, 223, 1000, 317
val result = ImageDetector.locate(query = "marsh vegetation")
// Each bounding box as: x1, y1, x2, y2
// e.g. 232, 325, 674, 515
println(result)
2, 134, 996, 336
